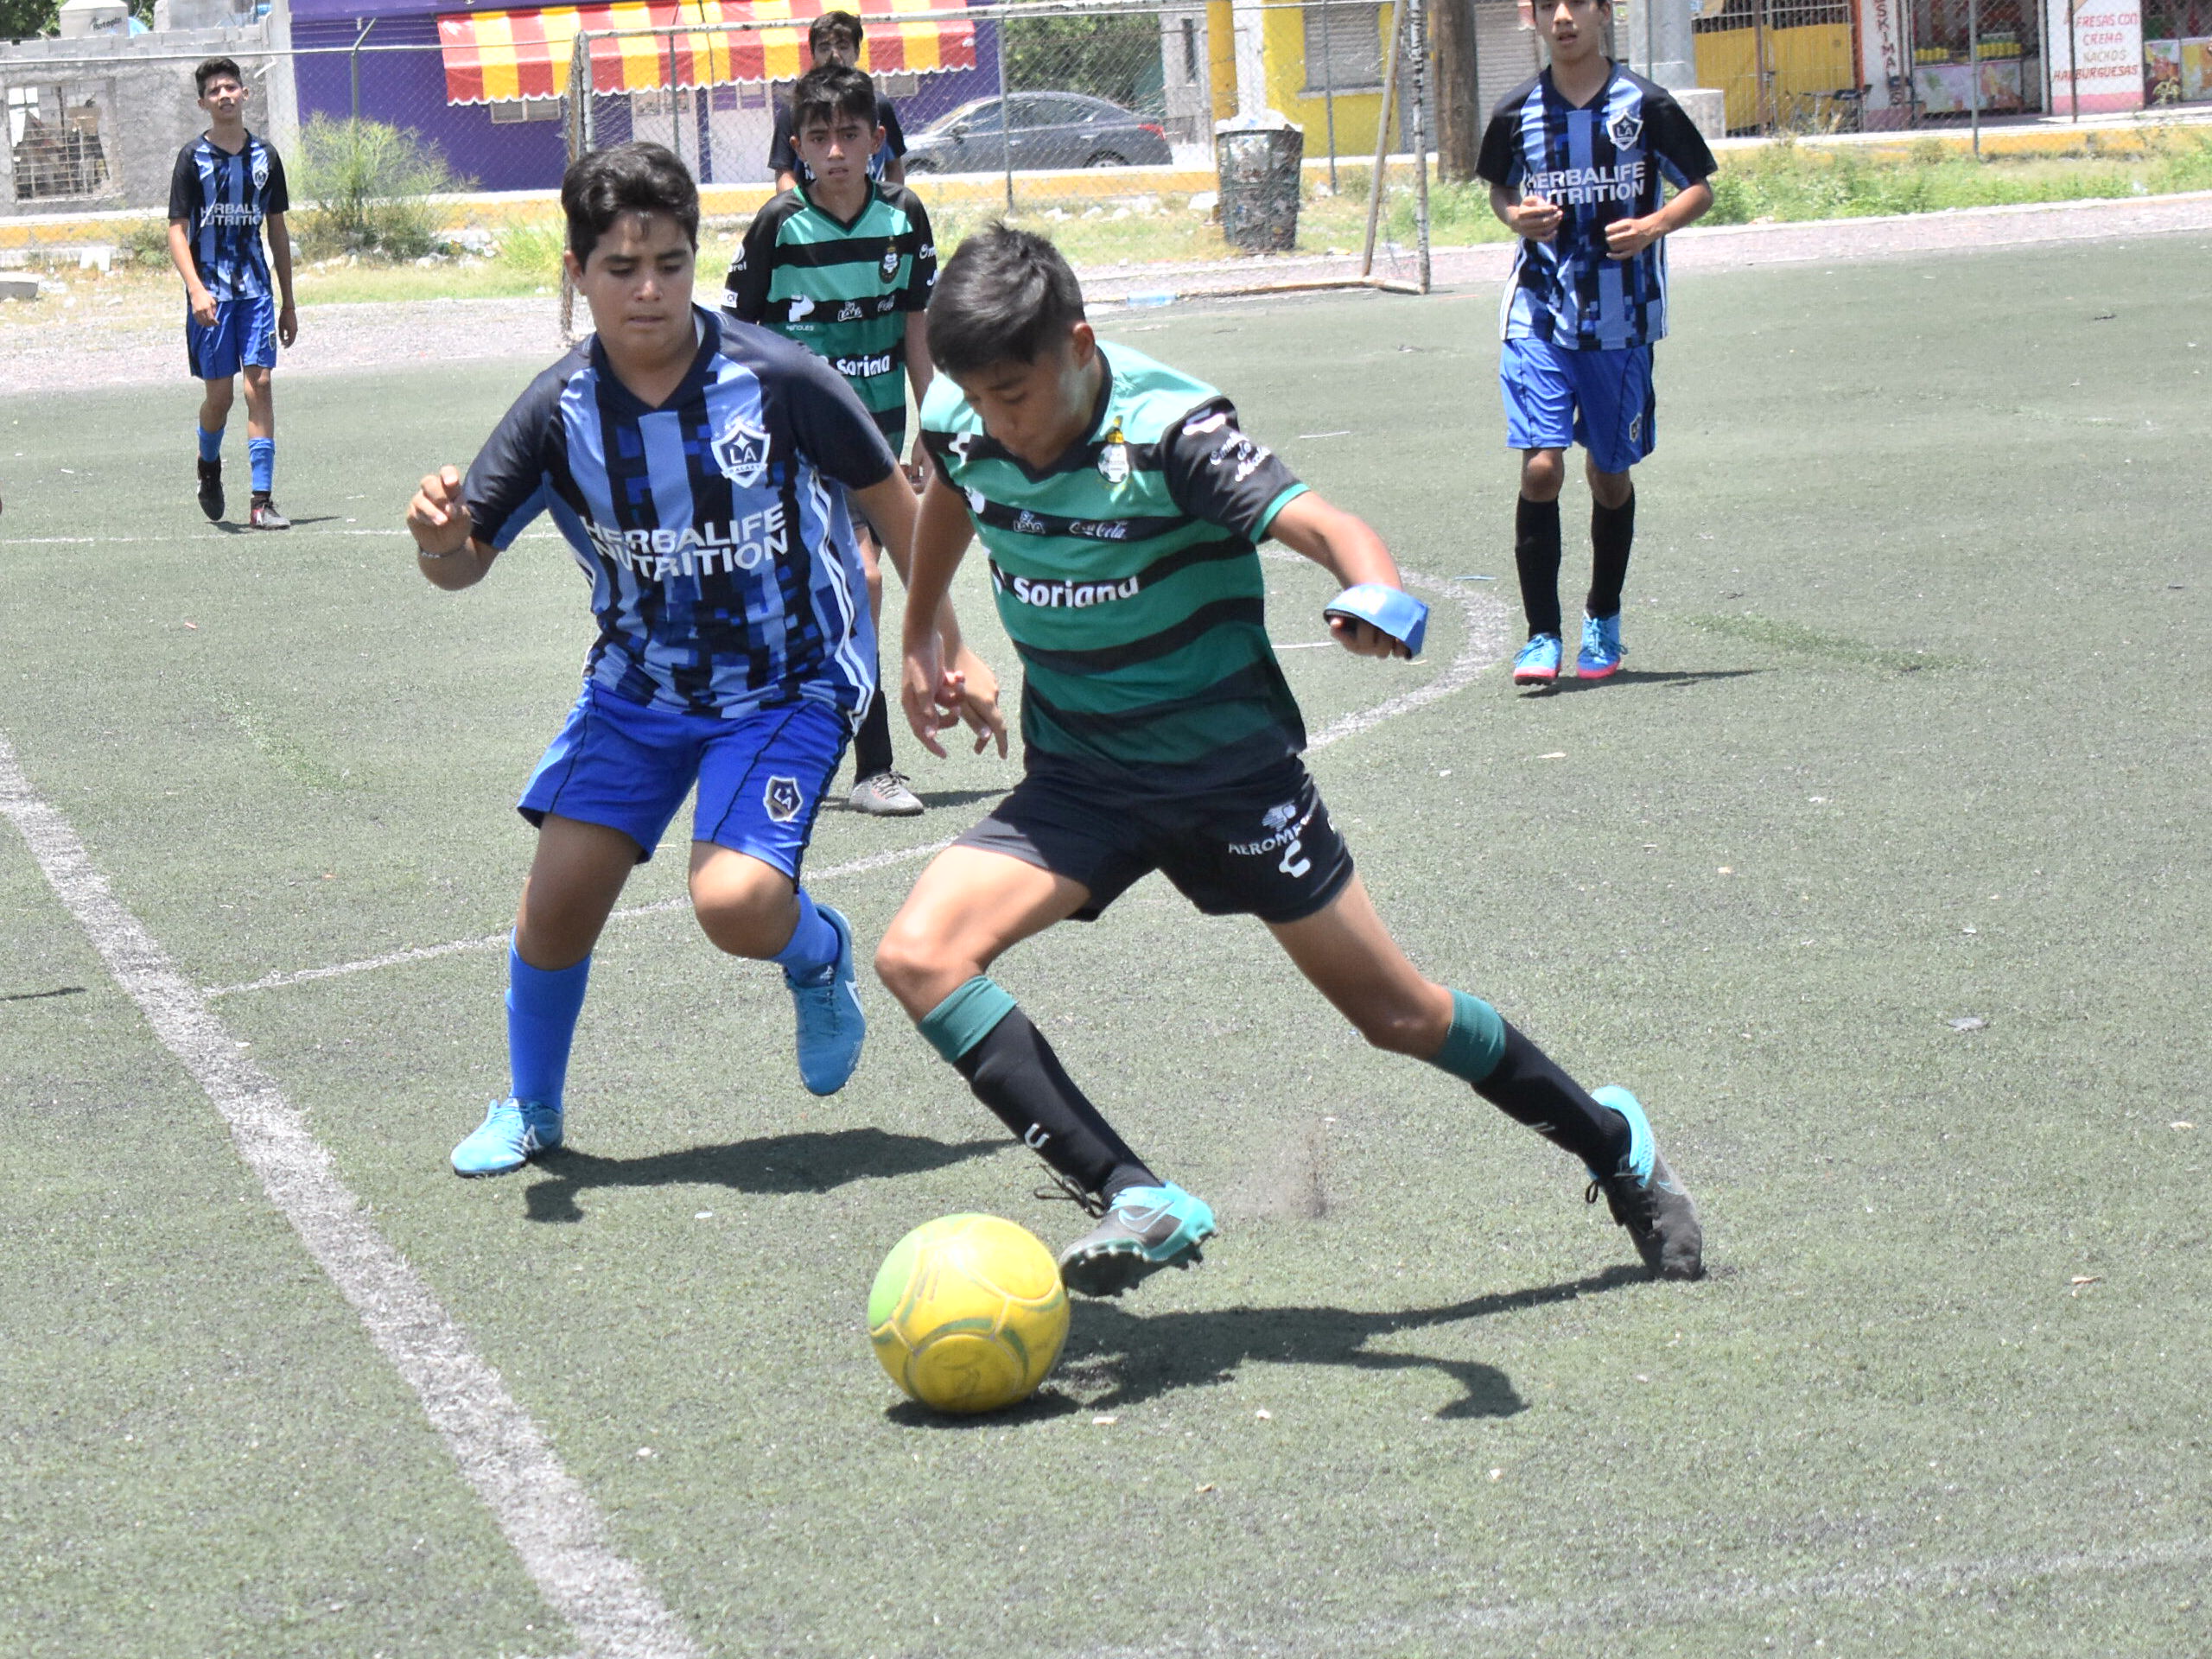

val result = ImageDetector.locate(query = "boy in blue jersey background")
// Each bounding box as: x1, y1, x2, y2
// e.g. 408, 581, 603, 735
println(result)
1477, 0, 1715, 687
167, 57, 297, 531
404, 142, 1000, 1179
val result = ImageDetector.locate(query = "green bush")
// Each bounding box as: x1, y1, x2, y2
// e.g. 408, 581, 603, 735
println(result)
116, 215, 175, 267
291, 115, 470, 260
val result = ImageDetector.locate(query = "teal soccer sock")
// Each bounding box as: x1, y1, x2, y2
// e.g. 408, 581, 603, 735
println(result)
772, 888, 839, 980
506, 940, 591, 1109
197, 424, 224, 463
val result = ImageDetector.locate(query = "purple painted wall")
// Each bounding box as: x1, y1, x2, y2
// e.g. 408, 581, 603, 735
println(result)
289, 0, 999, 195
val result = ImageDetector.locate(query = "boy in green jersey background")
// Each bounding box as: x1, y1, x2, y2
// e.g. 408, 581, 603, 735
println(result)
874, 226, 1705, 1296
725, 64, 938, 818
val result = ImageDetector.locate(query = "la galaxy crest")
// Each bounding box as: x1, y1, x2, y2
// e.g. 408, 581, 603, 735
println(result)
1606, 110, 1643, 152
1096, 418, 1130, 486
712, 412, 771, 488
762, 775, 803, 823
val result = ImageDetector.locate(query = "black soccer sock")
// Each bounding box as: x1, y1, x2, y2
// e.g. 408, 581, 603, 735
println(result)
853, 679, 894, 781
1515, 494, 1564, 639
1587, 491, 1637, 620
921, 979, 1158, 1201
1476, 1024, 1631, 1173
1427, 992, 1630, 1173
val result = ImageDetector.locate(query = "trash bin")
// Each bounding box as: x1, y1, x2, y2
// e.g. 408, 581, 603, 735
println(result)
1215, 120, 1304, 254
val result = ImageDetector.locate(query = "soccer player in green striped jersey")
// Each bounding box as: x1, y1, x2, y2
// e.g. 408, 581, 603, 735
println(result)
724, 64, 938, 819
874, 226, 1704, 1296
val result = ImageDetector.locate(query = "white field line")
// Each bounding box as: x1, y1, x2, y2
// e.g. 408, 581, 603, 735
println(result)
1074, 1533, 2212, 1657
0, 728, 702, 1659
203, 565, 1506, 1003
202, 836, 956, 1001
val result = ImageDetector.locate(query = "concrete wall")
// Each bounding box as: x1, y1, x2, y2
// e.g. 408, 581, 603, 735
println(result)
0, 24, 279, 216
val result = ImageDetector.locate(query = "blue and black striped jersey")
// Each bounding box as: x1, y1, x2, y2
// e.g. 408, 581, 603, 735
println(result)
1477, 67, 1716, 351
463, 307, 899, 721
167, 131, 288, 302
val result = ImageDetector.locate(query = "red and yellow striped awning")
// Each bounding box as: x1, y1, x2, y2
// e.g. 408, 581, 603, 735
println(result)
437, 0, 975, 105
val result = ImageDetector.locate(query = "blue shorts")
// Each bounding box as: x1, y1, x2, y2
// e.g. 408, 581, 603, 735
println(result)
1500, 337, 1656, 474
518, 684, 851, 871
186, 293, 278, 381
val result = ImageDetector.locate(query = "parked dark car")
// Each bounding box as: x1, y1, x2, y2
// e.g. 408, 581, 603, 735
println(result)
901, 92, 1172, 175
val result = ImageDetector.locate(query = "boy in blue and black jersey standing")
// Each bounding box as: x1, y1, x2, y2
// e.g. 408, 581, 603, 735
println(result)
726, 63, 939, 818
404, 142, 999, 1180
167, 56, 297, 531
874, 227, 1703, 1296
1477, 0, 1715, 686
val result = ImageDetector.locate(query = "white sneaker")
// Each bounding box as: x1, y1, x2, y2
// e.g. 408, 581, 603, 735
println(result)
849, 772, 924, 817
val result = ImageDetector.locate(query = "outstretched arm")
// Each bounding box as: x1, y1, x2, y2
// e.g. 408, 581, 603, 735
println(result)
1267, 492, 1408, 660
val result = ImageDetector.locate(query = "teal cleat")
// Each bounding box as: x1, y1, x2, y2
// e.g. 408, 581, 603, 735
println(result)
1585, 1085, 1703, 1279
1512, 632, 1562, 687
787, 903, 865, 1096
451, 1096, 563, 1179
1058, 1182, 1218, 1298
1577, 611, 1625, 679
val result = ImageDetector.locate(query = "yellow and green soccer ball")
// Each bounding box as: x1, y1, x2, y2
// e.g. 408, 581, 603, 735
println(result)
868, 1214, 1071, 1414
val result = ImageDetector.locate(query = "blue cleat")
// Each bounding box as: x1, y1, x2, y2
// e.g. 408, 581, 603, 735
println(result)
1577, 611, 1625, 679
1584, 1085, 1702, 1279
787, 903, 865, 1096
1512, 632, 1562, 687
451, 1096, 563, 1178
1057, 1182, 1218, 1297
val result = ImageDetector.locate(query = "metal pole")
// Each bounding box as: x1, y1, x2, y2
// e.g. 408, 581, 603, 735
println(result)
1361, 1, 1406, 276
1644, 0, 1656, 79
1967, 0, 1980, 156
349, 18, 374, 123
1322, 0, 1339, 192
666, 32, 681, 166
2067, 0, 2078, 120
1408, 0, 1431, 293
996, 13, 1014, 213
1752, 0, 1770, 132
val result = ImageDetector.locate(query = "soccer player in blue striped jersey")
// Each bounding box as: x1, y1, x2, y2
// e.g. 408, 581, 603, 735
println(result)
167, 57, 297, 531
404, 142, 1001, 1179
1477, 0, 1715, 686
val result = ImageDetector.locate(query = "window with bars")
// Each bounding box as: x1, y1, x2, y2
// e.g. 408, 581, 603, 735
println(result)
1303, 1, 1388, 92
5, 82, 115, 201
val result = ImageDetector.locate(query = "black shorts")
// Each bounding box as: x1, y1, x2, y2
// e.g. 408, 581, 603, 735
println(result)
956, 754, 1355, 925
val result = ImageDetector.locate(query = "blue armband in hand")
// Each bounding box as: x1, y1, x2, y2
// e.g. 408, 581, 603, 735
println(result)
1324, 583, 1429, 658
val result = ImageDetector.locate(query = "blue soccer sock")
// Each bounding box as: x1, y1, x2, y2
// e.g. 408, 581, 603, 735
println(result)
772, 888, 840, 981
506, 940, 591, 1109
197, 423, 224, 463
247, 436, 274, 494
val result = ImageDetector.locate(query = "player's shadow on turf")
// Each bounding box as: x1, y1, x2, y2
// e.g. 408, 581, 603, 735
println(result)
888, 1265, 1644, 1427
213, 515, 343, 533
520, 1128, 1001, 1223
1530, 668, 1768, 696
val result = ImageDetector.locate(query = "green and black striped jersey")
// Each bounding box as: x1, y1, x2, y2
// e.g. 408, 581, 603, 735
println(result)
921, 344, 1312, 787
721, 181, 936, 448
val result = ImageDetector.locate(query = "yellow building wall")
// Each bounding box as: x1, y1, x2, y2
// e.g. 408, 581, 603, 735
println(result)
1694, 22, 1857, 130
1261, 3, 1389, 157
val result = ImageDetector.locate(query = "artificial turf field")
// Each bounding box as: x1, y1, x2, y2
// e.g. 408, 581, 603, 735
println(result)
3, 229, 2209, 1659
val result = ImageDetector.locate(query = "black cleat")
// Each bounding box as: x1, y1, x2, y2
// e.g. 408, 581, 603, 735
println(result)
196, 457, 225, 521
1585, 1085, 1704, 1280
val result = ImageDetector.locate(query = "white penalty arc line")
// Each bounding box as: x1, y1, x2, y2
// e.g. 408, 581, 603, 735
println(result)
0, 728, 703, 1659
202, 567, 1508, 1004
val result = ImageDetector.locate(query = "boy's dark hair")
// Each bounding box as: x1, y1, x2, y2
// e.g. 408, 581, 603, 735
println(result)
561, 141, 700, 264
928, 226, 1087, 378
809, 10, 863, 57
194, 57, 245, 96
791, 65, 878, 138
